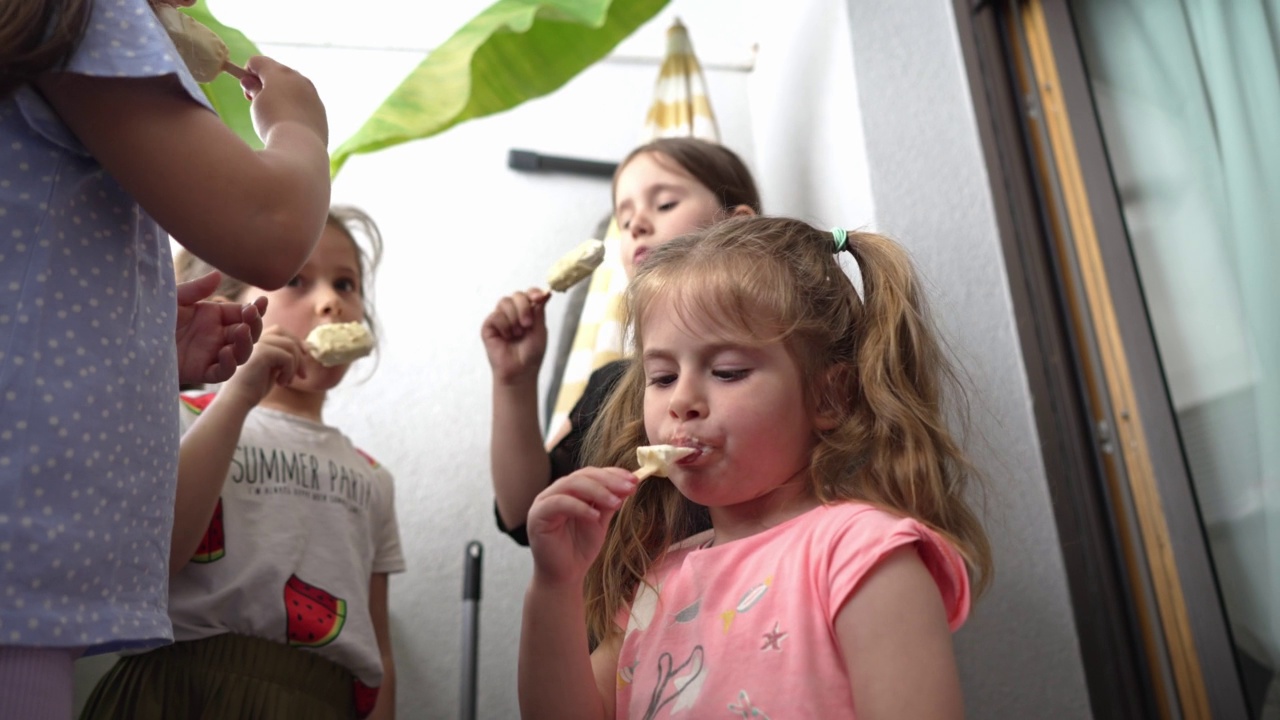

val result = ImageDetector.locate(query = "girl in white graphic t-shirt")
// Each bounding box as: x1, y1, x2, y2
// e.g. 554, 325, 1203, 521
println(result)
82, 207, 404, 720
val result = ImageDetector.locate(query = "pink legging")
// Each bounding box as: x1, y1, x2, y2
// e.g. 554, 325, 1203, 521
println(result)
0, 646, 84, 720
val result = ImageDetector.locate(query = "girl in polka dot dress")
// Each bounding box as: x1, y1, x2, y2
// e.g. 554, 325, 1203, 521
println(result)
1, 0, 331, 715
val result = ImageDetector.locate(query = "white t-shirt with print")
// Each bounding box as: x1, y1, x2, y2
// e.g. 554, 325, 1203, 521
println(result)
168, 394, 406, 687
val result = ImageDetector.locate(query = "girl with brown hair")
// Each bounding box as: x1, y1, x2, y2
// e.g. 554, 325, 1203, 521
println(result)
482, 138, 761, 546
519, 216, 992, 719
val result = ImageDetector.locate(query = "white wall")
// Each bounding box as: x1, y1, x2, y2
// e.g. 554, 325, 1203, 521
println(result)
845, 0, 1093, 717
747, 0, 875, 230
73, 1, 1096, 717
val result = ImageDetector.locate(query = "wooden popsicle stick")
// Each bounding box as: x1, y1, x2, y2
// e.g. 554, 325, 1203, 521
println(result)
222, 60, 248, 81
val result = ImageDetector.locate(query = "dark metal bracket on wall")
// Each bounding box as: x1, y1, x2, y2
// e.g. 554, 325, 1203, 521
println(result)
507, 149, 617, 179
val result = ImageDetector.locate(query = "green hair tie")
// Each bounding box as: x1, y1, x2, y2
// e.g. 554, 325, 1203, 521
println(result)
831, 227, 849, 253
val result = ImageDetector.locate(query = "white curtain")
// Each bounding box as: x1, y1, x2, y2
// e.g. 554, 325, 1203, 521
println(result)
1073, 0, 1280, 679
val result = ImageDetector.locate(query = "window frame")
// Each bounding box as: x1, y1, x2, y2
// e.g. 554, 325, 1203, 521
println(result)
952, 0, 1250, 717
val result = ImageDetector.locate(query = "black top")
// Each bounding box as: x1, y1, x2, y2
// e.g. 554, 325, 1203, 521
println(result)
495, 360, 629, 546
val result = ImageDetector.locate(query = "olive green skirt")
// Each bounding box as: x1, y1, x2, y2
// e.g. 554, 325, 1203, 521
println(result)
79, 633, 356, 720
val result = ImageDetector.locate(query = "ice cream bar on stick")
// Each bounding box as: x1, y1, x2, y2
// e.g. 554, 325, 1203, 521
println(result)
546, 239, 606, 292
152, 4, 247, 83
634, 445, 695, 481
305, 323, 375, 367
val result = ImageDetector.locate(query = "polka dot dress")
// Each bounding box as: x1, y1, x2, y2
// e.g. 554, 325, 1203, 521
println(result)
0, 0, 212, 654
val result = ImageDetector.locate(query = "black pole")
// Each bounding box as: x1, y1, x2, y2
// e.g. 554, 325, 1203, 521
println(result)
507, 149, 618, 179
460, 541, 482, 720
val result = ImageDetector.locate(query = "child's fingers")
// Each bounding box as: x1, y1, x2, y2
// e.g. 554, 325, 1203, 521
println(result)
239, 57, 276, 100
534, 493, 605, 524
268, 346, 302, 387
292, 339, 309, 380
484, 304, 518, 339
205, 345, 239, 384
513, 289, 549, 327
544, 468, 638, 509
175, 271, 220, 305
258, 324, 308, 349
228, 323, 254, 366
501, 293, 535, 329
526, 287, 550, 311
249, 331, 305, 380
240, 72, 264, 101
272, 363, 295, 388
242, 56, 287, 80
281, 338, 309, 385
483, 296, 533, 341
530, 471, 638, 546
242, 297, 266, 343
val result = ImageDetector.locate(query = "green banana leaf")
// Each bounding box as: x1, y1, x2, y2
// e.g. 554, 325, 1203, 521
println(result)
330, 0, 669, 178
184, 0, 262, 149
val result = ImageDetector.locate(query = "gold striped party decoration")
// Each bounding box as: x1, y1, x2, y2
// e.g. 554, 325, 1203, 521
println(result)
643, 18, 720, 140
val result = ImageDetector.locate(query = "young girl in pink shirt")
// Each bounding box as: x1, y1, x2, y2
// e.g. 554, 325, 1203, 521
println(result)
519, 216, 992, 719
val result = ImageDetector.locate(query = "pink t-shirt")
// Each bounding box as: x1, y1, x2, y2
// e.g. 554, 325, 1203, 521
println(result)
614, 502, 970, 719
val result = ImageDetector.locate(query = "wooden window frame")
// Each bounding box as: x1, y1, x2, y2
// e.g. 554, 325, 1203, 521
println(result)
952, 0, 1250, 717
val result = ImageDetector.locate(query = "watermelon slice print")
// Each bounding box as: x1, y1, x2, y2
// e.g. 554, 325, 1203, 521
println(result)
190, 498, 226, 563
284, 575, 347, 648
353, 678, 380, 718
180, 392, 217, 415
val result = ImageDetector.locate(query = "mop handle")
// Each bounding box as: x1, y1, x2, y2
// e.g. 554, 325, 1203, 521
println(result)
460, 541, 483, 720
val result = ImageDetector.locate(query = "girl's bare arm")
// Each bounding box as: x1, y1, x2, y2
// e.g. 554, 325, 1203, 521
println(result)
518, 580, 616, 720
36, 68, 329, 289
835, 546, 965, 719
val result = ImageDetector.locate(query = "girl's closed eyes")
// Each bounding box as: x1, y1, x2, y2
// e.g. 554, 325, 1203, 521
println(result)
643, 348, 756, 383
712, 368, 751, 381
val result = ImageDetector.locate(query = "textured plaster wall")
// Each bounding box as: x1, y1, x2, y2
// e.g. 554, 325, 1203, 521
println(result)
845, 0, 1093, 717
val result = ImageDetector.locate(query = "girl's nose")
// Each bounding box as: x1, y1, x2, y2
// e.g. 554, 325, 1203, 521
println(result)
316, 287, 342, 317
667, 379, 706, 421
629, 212, 652, 240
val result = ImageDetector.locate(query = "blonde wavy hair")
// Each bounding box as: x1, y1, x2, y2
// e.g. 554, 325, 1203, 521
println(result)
581, 215, 992, 643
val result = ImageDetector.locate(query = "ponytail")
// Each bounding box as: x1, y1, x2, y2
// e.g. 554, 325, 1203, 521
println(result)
1, 0, 93, 99
830, 231, 992, 593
